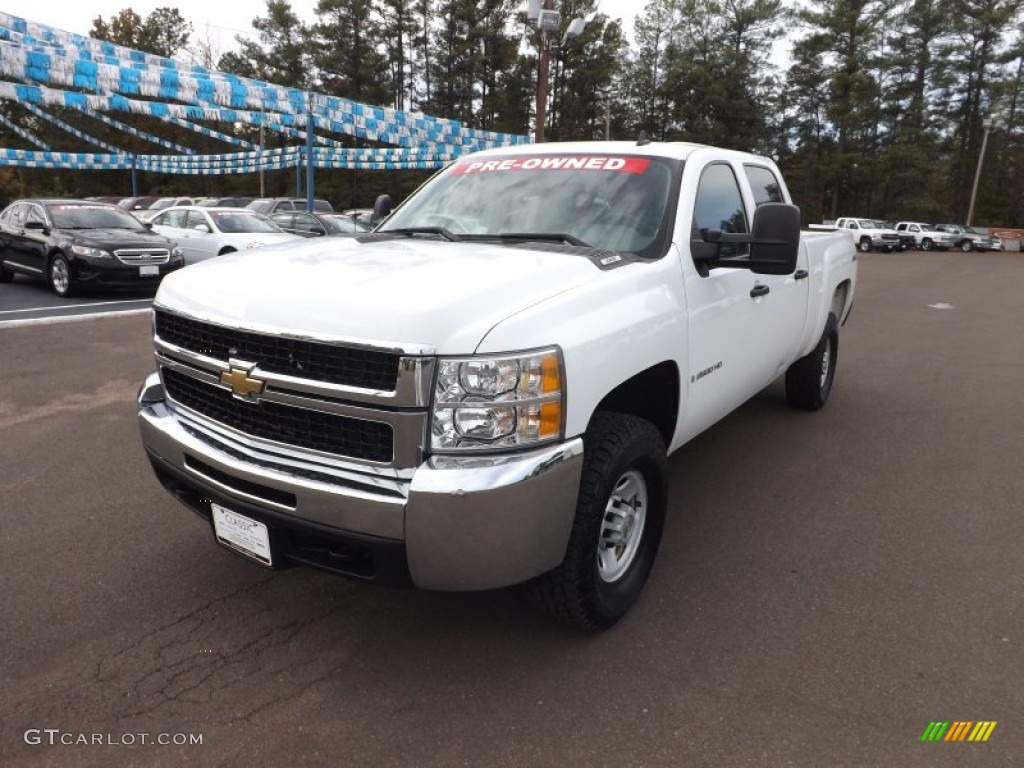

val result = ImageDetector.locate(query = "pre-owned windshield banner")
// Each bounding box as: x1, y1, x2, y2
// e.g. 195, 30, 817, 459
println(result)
451, 156, 651, 175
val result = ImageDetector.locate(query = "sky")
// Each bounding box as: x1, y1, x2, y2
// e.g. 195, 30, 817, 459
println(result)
11, 1, 644, 63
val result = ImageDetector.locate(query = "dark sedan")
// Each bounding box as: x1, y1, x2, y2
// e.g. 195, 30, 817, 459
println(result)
0, 199, 184, 297
269, 211, 372, 237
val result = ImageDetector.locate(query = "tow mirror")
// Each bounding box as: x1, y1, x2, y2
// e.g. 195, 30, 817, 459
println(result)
692, 203, 801, 277
371, 194, 393, 225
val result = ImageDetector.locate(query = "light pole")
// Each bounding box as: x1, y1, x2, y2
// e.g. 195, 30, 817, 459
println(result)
966, 117, 998, 227
528, 1, 585, 143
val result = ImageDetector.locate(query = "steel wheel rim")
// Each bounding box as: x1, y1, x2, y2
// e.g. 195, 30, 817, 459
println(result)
51, 259, 69, 293
820, 337, 832, 391
597, 469, 648, 583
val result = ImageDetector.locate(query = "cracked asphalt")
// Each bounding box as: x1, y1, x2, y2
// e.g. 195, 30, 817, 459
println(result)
1, 249, 1022, 767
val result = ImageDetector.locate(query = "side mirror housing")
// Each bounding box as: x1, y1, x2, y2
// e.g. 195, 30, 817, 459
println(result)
692, 203, 801, 277
192, 223, 211, 233
371, 194, 393, 225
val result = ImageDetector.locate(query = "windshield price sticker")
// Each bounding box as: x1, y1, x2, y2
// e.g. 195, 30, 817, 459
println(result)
452, 156, 651, 175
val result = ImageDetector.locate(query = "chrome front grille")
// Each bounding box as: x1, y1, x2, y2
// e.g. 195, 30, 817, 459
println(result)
161, 367, 395, 463
154, 309, 401, 391
152, 308, 434, 469
114, 248, 170, 265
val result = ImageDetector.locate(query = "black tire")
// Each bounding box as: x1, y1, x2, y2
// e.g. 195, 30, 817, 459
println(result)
0, 263, 13, 283
857, 237, 872, 253
48, 253, 76, 297
218, 247, 237, 256
921, 238, 933, 251
960, 240, 972, 253
785, 312, 838, 411
528, 413, 667, 631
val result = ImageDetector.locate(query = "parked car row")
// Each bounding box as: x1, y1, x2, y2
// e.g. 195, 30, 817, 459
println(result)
812, 217, 1004, 252
0, 196, 372, 297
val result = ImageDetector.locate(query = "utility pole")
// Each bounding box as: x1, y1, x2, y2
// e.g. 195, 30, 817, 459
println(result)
966, 118, 996, 227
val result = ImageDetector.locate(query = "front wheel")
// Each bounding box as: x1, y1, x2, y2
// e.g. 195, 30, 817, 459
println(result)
960, 240, 973, 253
921, 238, 933, 251
857, 237, 872, 253
528, 413, 667, 631
49, 254, 76, 297
785, 313, 838, 411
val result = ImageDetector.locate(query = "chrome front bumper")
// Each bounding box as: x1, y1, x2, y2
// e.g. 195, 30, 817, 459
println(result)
137, 372, 583, 590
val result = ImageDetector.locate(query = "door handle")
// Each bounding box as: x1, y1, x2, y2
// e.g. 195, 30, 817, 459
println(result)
794, 269, 809, 280
750, 284, 770, 298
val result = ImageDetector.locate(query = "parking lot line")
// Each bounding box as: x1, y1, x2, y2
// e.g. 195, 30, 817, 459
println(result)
0, 308, 152, 328
0, 298, 153, 315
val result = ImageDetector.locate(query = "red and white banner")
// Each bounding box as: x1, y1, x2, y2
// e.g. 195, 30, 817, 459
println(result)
451, 155, 651, 176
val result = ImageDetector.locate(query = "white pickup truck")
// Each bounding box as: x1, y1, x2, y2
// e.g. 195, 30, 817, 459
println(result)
811, 217, 900, 253
137, 141, 858, 630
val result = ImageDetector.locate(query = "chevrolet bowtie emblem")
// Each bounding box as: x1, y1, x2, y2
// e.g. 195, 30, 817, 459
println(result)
220, 367, 266, 400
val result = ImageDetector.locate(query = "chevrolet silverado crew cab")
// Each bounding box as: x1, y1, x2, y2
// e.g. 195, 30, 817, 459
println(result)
137, 141, 857, 630
820, 217, 899, 252
893, 221, 955, 251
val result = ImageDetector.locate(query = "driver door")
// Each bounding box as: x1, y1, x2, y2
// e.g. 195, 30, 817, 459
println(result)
679, 161, 809, 440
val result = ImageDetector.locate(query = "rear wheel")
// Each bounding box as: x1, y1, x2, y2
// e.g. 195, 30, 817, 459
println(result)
48, 254, 76, 297
786, 313, 838, 411
528, 412, 667, 631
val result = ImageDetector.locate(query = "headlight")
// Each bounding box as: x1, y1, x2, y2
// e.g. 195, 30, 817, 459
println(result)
71, 244, 112, 258
171, 246, 183, 258
431, 348, 564, 452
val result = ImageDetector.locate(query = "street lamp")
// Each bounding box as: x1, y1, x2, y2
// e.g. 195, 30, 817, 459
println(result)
966, 117, 1000, 227
527, 1, 585, 143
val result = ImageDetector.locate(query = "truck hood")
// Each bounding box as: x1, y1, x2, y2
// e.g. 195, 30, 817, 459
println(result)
155, 236, 601, 353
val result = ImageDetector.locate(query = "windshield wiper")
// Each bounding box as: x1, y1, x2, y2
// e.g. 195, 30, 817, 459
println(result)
462, 232, 591, 248
380, 226, 462, 242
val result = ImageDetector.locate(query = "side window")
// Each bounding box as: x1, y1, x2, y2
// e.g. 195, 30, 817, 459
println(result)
743, 165, 784, 206
692, 164, 750, 258
294, 214, 323, 235
25, 205, 46, 226
185, 210, 208, 230
272, 213, 294, 230
847, 221, 857, 230
6, 203, 26, 227
162, 209, 187, 227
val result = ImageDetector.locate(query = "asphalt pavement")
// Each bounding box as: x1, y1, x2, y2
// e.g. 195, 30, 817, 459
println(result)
1, 249, 1022, 767
0, 274, 154, 325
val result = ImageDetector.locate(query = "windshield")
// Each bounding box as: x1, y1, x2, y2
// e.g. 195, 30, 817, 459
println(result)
380, 154, 679, 256
49, 204, 148, 231
209, 211, 283, 234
